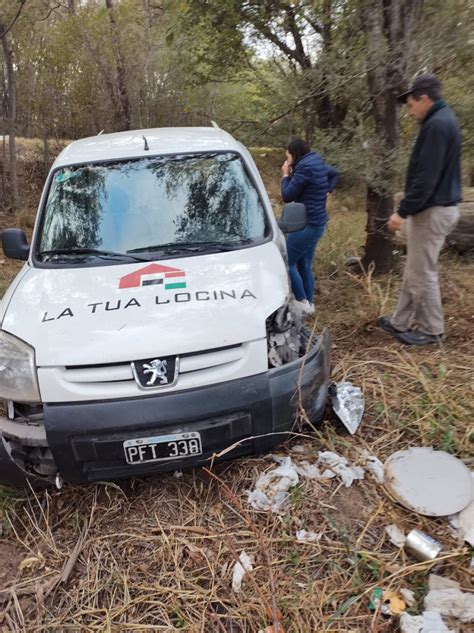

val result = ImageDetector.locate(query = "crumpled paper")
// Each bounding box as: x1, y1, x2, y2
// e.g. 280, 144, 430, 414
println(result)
359, 449, 385, 483
424, 588, 474, 623
248, 452, 365, 514
400, 611, 453, 633
401, 574, 474, 631
385, 524, 406, 548
400, 588, 416, 607
330, 381, 364, 434
318, 451, 365, 487
248, 456, 299, 513
232, 551, 254, 593
296, 530, 322, 542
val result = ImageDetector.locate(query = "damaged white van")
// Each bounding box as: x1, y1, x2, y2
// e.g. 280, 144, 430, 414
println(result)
0, 126, 330, 487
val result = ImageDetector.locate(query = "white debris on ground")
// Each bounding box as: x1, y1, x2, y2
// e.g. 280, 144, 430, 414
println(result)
295, 530, 322, 542
400, 588, 416, 607
330, 381, 365, 434
231, 551, 254, 594
248, 451, 365, 514
424, 587, 474, 623
247, 456, 299, 513
293, 460, 321, 479
384, 447, 473, 517
400, 611, 454, 633
448, 472, 474, 546
385, 524, 406, 548
400, 574, 474, 631
359, 449, 385, 483
317, 451, 365, 487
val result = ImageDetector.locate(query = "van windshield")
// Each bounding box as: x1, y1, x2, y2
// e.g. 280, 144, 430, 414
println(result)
37, 152, 268, 262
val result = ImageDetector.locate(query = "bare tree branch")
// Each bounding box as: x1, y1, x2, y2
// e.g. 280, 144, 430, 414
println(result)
0, 0, 28, 39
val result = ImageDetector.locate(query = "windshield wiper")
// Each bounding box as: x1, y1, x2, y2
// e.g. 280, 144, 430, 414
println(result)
37, 248, 151, 262
127, 239, 254, 255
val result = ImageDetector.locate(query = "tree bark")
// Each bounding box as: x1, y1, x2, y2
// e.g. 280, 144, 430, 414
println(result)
0, 22, 18, 212
361, 0, 423, 273
105, 0, 132, 130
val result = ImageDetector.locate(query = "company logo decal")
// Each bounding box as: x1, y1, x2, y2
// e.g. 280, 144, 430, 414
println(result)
119, 263, 186, 290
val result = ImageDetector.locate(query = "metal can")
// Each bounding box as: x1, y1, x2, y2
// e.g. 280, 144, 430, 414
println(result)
405, 529, 442, 561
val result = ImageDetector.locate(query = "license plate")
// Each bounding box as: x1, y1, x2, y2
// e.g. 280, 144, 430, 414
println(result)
123, 432, 202, 464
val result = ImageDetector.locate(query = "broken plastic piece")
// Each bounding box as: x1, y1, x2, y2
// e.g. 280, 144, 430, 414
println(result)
266, 300, 303, 368
330, 381, 364, 434
384, 447, 473, 516
369, 588, 406, 616
232, 551, 253, 593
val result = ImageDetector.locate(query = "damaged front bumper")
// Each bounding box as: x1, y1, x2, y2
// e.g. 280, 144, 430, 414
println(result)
0, 329, 331, 487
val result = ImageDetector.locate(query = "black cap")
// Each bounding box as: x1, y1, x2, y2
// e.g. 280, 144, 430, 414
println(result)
397, 73, 441, 104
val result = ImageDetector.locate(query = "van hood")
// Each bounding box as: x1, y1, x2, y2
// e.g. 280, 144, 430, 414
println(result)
2, 243, 289, 366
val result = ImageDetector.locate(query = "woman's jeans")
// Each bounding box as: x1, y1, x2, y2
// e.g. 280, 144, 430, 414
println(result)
287, 223, 327, 303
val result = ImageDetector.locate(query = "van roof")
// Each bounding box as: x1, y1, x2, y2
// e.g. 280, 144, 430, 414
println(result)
53, 126, 240, 168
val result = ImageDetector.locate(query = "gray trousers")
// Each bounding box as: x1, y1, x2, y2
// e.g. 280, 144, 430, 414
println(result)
391, 205, 459, 335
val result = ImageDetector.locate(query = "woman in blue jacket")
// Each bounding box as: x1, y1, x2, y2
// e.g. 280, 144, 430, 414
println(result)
281, 138, 339, 314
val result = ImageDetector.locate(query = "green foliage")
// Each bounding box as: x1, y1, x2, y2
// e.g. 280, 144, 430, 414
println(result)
0, 0, 472, 192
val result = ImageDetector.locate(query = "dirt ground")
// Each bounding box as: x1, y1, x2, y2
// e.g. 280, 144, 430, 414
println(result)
0, 144, 473, 632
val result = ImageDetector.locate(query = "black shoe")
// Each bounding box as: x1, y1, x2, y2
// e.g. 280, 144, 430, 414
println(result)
395, 330, 444, 346
378, 316, 406, 336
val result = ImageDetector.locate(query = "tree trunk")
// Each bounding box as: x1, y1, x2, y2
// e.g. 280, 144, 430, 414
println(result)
361, 0, 423, 273
361, 186, 395, 272
1, 23, 18, 212
105, 0, 132, 130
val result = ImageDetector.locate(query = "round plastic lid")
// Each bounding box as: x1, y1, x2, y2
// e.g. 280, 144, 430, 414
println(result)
384, 447, 473, 517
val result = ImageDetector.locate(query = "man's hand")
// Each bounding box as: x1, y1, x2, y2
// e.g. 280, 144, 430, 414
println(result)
387, 212, 405, 232
281, 160, 291, 177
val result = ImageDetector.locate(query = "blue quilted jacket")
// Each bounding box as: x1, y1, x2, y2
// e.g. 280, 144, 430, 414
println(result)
281, 151, 339, 225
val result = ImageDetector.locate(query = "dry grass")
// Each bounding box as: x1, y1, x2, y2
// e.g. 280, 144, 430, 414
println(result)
0, 151, 473, 631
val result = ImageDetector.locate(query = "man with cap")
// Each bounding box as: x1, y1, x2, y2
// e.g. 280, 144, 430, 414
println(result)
379, 73, 461, 345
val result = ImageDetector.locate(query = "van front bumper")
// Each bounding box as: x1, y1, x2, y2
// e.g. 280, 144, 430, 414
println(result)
0, 330, 330, 487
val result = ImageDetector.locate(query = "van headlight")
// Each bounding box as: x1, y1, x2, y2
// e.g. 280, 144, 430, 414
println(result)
0, 331, 41, 402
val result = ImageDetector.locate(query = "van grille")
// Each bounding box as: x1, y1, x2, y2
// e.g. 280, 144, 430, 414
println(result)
37, 340, 268, 403
63, 343, 243, 383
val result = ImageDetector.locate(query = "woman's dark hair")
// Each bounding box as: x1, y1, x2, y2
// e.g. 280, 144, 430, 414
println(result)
287, 138, 311, 164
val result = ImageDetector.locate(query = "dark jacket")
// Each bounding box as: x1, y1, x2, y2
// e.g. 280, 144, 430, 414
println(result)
399, 102, 461, 217
281, 151, 339, 226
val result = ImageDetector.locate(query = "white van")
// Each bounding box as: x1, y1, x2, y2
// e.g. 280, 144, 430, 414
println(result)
0, 127, 330, 487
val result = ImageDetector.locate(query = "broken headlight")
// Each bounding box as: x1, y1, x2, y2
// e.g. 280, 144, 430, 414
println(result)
0, 331, 41, 403
266, 301, 302, 367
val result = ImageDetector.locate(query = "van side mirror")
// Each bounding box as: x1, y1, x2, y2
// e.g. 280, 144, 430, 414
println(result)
278, 202, 307, 233
2, 229, 30, 261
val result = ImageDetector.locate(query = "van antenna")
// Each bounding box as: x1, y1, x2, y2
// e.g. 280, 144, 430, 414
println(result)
211, 120, 219, 129
142, 135, 150, 151
98, 130, 104, 135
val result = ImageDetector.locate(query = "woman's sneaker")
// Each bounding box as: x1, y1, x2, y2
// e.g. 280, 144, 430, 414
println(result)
291, 299, 313, 318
